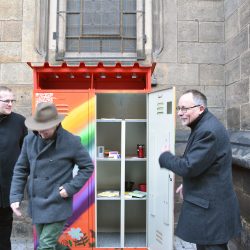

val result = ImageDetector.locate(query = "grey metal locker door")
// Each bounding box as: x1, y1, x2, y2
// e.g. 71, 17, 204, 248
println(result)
148, 87, 175, 250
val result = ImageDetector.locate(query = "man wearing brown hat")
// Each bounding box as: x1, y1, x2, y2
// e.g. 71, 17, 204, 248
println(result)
10, 102, 94, 250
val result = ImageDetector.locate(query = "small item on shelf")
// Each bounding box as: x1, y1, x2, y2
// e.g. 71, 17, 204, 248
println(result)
104, 149, 110, 157
97, 146, 105, 158
139, 183, 147, 192
137, 144, 145, 158
97, 190, 120, 198
108, 151, 120, 159
130, 190, 147, 198
124, 192, 132, 199
125, 181, 135, 191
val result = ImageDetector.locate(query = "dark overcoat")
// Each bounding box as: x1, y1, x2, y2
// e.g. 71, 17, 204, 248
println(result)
159, 109, 242, 245
0, 112, 27, 207
10, 125, 94, 224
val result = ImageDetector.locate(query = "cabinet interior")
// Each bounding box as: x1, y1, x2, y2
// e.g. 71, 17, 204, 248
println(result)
96, 93, 147, 248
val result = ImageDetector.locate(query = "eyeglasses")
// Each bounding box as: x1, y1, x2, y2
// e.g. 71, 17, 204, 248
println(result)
0, 99, 16, 104
176, 105, 200, 113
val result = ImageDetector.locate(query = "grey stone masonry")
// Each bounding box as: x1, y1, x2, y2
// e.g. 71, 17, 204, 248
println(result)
225, 57, 240, 85
241, 50, 250, 79
227, 107, 241, 130
0, 42, 21, 62
204, 86, 225, 107
239, 0, 250, 29
199, 22, 224, 42
178, 0, 224, 21
165, 63, 199, 86
225, 11, 239, 42
0, 63, 33, 85
178, 42, 224, 64
200, 64, 224, 86
241, 103, 250, 130
225, 27, 248, 63
0, 21, 22, 41
226, 79, 249, 108
224, 0, 239, 19
230, 131, 250, 169
0, 0, 23, 20
178, 21, 198, 42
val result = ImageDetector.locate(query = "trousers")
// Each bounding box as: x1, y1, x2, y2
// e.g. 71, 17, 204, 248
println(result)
35, 221, 69, 250
0, 206, 13, 250
196, 243, 228, 250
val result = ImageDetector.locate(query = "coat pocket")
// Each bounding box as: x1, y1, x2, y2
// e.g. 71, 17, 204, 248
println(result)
184, 194, 209, 209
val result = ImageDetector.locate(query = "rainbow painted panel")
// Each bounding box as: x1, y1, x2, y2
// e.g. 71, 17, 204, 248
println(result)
60, 97, 95, 249
34, 97, 96, 249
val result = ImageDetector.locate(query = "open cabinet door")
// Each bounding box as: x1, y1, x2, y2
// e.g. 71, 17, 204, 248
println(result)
148, 87, 176, 250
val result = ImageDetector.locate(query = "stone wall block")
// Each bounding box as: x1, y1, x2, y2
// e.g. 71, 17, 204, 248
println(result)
199, 21, 224, 42
225, 27, 248, 63
22, 0, 44, 62
0, 63, 32, 84
200, 64, 224, 86
178, 42, 224, 64
241, 103, 250, 130
239, 0, 248, 6
204, 86, 225, 107
1, 21, 22, 41
225, 11, 239, 41
10, 84, 33, 106
178, 21, 198, 42
241, 49, 250, 79
226, 79, 249, 108
0, 0, 23, 20
178, 0, 224, 21
225, 57, 240, 85
227, 107, 241, 130
224, 0, 239, 19
239, 0, 250, 29
0, 21, 2, 41
157, 0, 177, 63
0, 42, 21, 62
166, 63, 199, 85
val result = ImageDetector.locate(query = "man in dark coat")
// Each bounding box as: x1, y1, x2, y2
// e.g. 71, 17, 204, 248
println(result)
159, 89, 242, 250
0, 86, 27, 250
10, 102, 94, 250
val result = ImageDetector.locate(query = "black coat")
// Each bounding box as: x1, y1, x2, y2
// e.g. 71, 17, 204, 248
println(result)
0, 112, 27, 207
159, 109, 242, 245
10, 125, 94, 224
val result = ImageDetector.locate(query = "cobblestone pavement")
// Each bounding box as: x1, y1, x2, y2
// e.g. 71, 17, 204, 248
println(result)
12, 236, 196, 250
12, 237, 238, 250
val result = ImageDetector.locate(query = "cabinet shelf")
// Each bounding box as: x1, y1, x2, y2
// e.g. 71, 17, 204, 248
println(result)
125, 197, 147, 201
125, 119, 147, 123
97, 158, 121, 162
125, 156, 146, 161
97, 118, 122, 123
97, 197, 121, 200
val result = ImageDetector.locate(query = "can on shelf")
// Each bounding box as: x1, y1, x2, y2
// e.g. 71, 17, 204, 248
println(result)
137, 144, 144, 158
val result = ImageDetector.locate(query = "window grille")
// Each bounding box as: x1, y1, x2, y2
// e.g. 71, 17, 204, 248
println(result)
56, 0, 145, 61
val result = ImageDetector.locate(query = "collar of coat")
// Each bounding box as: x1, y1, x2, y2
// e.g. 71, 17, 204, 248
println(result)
188, 108, 208, 130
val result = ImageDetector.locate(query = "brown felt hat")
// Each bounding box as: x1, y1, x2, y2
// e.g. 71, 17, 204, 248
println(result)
25, 102, 65, 131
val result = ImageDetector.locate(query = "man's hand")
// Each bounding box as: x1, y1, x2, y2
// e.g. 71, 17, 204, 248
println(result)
176, 184, 183, 200
59, 186, 69, 198
10, 202, 22, 217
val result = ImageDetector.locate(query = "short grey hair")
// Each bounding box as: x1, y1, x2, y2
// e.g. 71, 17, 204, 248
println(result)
183, 89, 207, 107
0, 86, 12, 93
